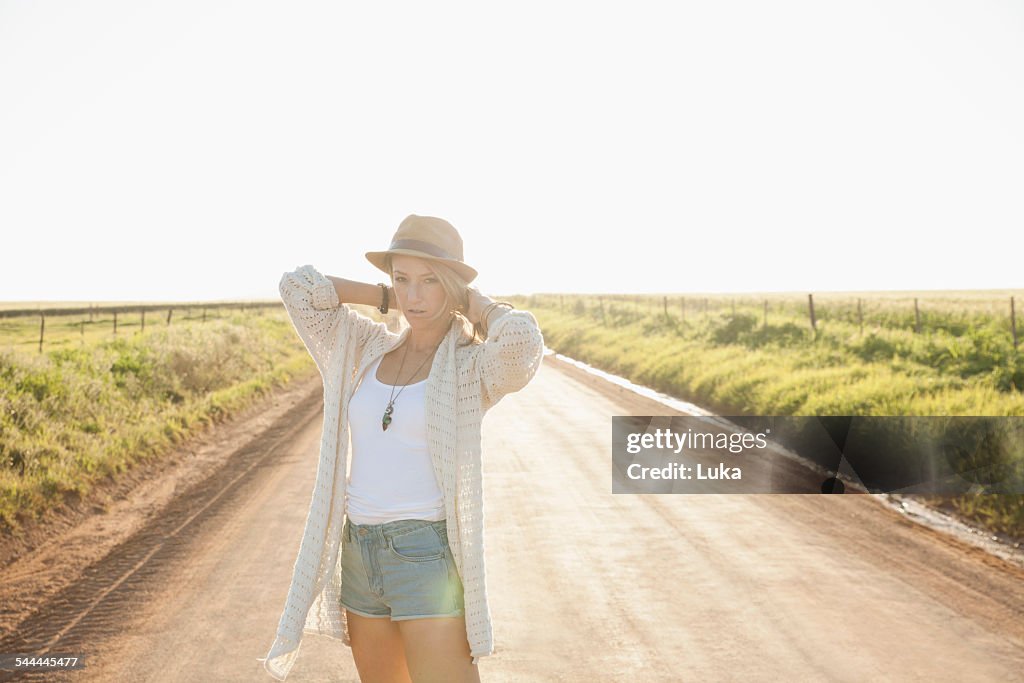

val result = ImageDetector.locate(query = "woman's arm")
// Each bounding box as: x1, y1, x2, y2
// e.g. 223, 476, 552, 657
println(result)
278, 265, 392, 376
326, 276, 397, 310
465, 288, 545, 410
465, 287, 514, 336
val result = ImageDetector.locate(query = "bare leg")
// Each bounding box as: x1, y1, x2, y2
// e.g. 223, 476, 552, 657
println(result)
396, 615, 481, 683
346, 609, 412, 683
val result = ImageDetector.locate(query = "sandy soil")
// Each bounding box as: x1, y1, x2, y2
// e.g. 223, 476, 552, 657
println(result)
1, 357, 1023, 682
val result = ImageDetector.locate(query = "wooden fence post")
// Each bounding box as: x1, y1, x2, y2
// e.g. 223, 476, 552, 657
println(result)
202, 308, 207, 323
141, 309, 146, 334
1012, 296, 1018, 350
167, 309, 173, 326
914, 298, 920, 333
663, 296, 668, 318
38, 313, 45, 353
81, 319, 85, 342
113, 311, 118, 337
808, 294, 817, 332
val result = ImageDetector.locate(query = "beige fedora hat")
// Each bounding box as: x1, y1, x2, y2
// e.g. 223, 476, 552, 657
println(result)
365, 214, 478, 283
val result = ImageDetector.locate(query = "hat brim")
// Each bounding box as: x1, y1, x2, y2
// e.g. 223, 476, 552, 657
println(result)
365, 249, 478, 284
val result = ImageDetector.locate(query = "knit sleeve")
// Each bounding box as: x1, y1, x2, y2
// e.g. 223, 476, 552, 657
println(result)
478, 308, 545, 411
278, 265, 390, 375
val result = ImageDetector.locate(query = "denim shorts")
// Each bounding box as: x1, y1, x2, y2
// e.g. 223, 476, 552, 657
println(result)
340, 517, 465, 620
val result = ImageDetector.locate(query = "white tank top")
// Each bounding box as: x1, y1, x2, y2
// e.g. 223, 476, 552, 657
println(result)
345, 355, 445, 524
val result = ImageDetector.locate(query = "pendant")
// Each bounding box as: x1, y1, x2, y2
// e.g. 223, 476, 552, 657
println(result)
382, 403, 394, 431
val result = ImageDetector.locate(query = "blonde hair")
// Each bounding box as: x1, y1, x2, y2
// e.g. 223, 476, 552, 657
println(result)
386, 255, 483, 347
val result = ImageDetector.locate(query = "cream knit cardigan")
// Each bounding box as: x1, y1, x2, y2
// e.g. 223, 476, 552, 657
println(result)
259, 265, 544, 680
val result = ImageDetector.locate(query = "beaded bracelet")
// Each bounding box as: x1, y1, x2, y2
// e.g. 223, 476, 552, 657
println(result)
481, 301, 514, 337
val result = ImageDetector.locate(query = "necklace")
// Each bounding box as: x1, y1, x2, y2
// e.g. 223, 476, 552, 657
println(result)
381, 333, 445, 431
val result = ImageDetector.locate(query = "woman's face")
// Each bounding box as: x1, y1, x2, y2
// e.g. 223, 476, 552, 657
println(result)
390, 255, 451, 325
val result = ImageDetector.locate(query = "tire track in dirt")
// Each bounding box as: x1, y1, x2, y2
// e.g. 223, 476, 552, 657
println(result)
0, 379, 323, 682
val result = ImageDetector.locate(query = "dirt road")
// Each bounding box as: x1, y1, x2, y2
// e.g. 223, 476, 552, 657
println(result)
2, 356, 1024, 682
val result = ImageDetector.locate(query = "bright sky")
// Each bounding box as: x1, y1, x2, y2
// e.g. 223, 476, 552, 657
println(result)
1, 1, 1022, 302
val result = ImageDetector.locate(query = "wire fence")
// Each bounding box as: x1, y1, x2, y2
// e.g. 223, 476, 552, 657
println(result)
527, 293, 1020, 349
0, 302, 282, 353
4, 293, 1020, 354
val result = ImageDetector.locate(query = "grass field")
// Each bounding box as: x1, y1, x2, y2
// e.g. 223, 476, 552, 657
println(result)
3, 291, 1022, 540
0, 302, 278, 355
526, 291, 1024, 539
0, 303, 377, 534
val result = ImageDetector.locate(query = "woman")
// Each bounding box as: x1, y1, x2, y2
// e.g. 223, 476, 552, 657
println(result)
259, 214, 545, 682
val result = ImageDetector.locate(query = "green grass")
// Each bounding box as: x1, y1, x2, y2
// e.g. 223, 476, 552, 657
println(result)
527, 294, 1024, 539
0, 305, 272, 353
0, 305, 379, 535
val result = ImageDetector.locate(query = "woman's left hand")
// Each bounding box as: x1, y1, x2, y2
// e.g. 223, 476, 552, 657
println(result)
465, 286, 493, 325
